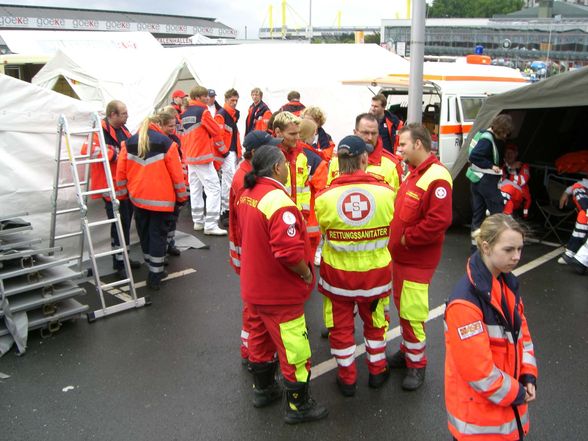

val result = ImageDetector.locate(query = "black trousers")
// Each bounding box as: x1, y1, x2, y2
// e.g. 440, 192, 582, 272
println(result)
167, 204, 181, 248
104, 198, 133, 269
134, 206, 172, 283
471, 174, 504, 232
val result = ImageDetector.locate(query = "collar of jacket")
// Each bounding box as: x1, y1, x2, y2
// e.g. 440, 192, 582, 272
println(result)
148, 122, 166, 135
189, 100, 206, 108
279, 143, 303, 160
466, 250, 519, 305
257, 176, 289, 193
222, 104, 239, 121
368, 138, 384, 165
330, 170, 380, 187
408, 153, 437, 177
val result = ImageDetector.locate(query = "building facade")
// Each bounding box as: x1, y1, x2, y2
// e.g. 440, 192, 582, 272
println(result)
0, 3, 236, 52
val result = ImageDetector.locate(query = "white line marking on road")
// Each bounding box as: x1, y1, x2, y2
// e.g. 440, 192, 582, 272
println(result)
311, 246, 563, 380
89, 269, 197, 300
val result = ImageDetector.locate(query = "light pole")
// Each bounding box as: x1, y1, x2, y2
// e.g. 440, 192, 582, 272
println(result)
407, 0, 426, 124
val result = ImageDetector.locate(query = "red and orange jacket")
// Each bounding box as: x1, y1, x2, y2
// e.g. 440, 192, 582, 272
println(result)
378, 111, 403, 155
236, 177, 314, 306
116, 123, 188, 212
313, 127, 336, 161
389, 153, 452, 269
81, 119, 131, 201
180, 100, 227, 166
279, 100, 306, 116
445, 251, 538, 441
245, 101, 272, 135
228, 159, 252, 274
299, 141, 328, 238
215, 105, 242, 159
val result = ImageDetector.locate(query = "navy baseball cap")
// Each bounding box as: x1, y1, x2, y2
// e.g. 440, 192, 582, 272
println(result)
337, 135, 373, 156
243, 131, 282, 152
207, 89, 216, 97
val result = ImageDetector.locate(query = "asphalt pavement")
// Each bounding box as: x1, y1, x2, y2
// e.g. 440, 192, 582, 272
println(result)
1, 210, 587, 441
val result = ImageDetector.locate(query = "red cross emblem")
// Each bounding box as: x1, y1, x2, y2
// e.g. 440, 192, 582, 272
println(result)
341, 193, 371, 221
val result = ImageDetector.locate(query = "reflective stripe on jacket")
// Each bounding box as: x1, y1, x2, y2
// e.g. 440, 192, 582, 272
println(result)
445, 251, 538, 441
116, 123, 188, 212
181, 100, 222, 165
315, 171, 395, 300
216, 105, 242, 158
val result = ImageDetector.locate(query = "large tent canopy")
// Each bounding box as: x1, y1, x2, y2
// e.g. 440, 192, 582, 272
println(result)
0, 75, 103, 255
159, 43, 409, 143
32, 48, 183, 131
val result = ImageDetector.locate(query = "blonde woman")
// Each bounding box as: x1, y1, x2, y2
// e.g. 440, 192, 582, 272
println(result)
445, 214, 538, 440
116, 115, 188, 290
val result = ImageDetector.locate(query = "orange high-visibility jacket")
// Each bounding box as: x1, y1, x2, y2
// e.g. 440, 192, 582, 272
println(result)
81, 119, 131, 200
445, 252, 538, 441
116, 123, 188, 212
181, 100, 226, 166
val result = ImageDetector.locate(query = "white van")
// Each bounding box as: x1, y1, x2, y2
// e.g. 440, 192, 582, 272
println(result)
344, 59, 529, 170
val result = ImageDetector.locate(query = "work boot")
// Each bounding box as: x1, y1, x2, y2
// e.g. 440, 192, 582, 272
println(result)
336, 376, 356, 397
167, 245, 181, 256
402, 367, 426, 391
368, 366, 390, 389
219, 211, 230, 229
387, 350, 407, 369
250, 362, 282, 408
284, 379, 328, 424
193, 222, 204, 231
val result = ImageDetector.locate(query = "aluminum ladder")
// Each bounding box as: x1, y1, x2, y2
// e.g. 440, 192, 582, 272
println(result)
49, 113, 149, 322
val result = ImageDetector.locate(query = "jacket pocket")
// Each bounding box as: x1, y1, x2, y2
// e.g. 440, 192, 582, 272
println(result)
399, 196, 420, 224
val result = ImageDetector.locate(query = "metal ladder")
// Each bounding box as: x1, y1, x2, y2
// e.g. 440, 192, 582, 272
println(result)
50, 113, 149, 322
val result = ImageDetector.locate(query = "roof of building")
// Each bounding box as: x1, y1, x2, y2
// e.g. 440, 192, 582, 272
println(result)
0, 4, 235, 32
504, 2, 588, 18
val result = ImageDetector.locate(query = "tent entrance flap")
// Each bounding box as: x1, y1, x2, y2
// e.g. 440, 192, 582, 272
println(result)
53, 75, 80, 100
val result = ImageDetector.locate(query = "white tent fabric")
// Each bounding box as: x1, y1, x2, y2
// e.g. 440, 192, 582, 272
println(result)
160, 44, 409, 143
0, 30, 162, 55
32, 48, 183, 131
452, 66, 588, 178
0, 75, 104, 257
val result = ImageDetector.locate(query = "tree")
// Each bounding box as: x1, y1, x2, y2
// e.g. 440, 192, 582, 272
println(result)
428, 0, 524, 18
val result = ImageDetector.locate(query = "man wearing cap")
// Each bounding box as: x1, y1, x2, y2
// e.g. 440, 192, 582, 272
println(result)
229, 130, 282, 364
215, 88, 242, 229
328, 113, 403, 199
207, 89, 221, 116
387, 123, 453, 391
314, 135, 396, 396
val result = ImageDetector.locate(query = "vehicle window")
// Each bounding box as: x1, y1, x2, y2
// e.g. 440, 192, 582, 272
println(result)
460, 97, 486, 122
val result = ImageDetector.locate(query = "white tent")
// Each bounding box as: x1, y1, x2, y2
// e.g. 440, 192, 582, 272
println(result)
159, 44, 409, 143
0, 30, 162, 55
0, 75, 100, 256
32, 48, 183, 131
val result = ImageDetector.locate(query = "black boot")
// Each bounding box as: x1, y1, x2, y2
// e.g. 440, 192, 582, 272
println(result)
250, 362, 282, 408
283, 379, 328, 424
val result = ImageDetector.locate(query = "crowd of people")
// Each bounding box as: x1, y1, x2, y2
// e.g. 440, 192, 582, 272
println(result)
83, 87, 561, 439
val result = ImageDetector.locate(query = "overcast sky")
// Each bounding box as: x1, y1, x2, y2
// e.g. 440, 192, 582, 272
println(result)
1, 0, 412, 38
